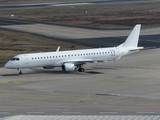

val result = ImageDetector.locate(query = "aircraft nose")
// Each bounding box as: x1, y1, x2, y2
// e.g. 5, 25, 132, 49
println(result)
4, 61, 12, 68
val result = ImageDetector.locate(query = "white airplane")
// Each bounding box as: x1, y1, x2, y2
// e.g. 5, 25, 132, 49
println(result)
4, 24, 143, 75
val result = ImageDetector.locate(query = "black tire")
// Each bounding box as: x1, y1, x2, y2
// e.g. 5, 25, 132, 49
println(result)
81, 68, 85, 72
19, 72, 22, 75
78, 68, 85, 72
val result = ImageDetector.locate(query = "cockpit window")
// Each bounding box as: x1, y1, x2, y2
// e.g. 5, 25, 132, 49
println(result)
11, 58, 16, 61
11, 58, 20, 61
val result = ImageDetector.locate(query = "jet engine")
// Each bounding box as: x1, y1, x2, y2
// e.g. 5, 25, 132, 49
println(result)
43, 66, 55, 69
62, 63, 76, 72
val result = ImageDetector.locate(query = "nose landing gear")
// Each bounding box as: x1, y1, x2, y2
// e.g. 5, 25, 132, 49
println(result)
18, 69, 23, 75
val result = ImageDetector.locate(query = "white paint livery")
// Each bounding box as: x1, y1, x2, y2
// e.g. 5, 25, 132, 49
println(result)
4, 24, 143, 74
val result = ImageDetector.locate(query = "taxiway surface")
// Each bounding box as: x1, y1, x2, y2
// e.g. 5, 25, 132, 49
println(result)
0, 18, 160, 116
0, 0, 160, 118
0, 48, 160, 116
0, 0, 154, 10
1, 23, 160, 48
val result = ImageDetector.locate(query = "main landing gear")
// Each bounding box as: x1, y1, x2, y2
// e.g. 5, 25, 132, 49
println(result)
78, 67, 85, 72
18, 69, 23, 75
77, 65, 85, 72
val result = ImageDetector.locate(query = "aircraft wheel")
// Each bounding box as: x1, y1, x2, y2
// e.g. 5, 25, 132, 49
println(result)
19, 70, 23, 75
78, 68, 85, 72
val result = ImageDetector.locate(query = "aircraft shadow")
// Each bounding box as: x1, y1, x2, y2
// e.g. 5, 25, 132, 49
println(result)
86, 71, 103, 74
28, 69, 104, 75
2, 74, 19, 76
1, 67, 115, 76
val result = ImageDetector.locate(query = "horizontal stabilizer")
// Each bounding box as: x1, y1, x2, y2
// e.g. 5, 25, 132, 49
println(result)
129, 47, 144, 51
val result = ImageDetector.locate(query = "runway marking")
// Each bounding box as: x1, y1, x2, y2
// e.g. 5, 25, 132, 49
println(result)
63, 112, 81, 114
104, 109, 122, 111
0, 81, 27, 85
99, 112, 118, 114
0, 109, 16, 111
0, 112, 9, 114
1, 105, 160, 109
53, 3, 93, 7
97, 93, 160, 99
27, 112, 45, 114
137, 112, 155, 114
13, 81, 26, 84
147, 40, 160, 43
51, 109, 69, 111
96, 65, 158, 70
79, 93, 90, 102
0, 81, 9, 84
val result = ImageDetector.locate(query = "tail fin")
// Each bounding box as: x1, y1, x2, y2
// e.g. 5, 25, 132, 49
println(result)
118, 24, 141, 48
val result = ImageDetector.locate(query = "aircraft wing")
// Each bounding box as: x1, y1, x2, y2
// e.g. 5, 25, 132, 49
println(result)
61, 59, 96, 65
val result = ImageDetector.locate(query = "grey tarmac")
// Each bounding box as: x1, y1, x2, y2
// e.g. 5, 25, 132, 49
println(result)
0, 48, 160, 116
1, 23, 160, 48
0, 0, 154, 10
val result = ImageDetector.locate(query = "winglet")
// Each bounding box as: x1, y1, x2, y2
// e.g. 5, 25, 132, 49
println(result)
56, 46, 60, 52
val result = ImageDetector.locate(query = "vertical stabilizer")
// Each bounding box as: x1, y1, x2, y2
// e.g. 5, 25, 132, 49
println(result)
121, 24, 141, 47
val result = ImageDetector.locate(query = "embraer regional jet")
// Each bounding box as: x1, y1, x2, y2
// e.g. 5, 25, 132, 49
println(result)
5, 24, 143, 75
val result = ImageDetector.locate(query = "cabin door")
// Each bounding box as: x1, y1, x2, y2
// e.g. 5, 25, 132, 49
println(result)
24, 55, 29, 64
115, 48, 122, 60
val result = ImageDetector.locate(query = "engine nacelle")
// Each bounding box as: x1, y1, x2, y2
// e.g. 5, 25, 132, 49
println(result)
62, 63, 76, 72
43, 66, 55, 69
